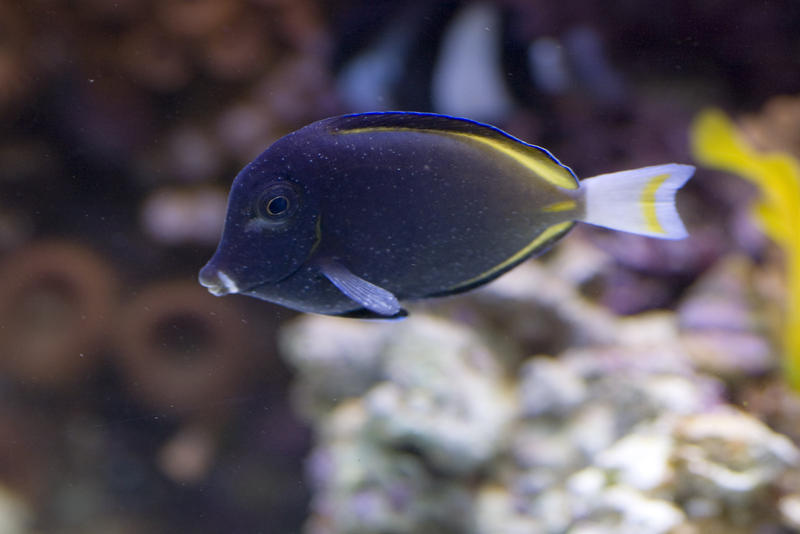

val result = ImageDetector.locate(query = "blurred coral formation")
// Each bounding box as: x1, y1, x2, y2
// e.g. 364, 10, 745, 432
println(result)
2, 0, 800, 532
281, 260, 800, 533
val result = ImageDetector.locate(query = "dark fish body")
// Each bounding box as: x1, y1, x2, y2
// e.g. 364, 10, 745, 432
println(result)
200, 112, 693, 318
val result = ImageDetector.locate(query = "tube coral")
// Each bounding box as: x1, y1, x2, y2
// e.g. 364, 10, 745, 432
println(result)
113, 281, 251, 416
691, 108, 800, 389
0, 241, 117, 388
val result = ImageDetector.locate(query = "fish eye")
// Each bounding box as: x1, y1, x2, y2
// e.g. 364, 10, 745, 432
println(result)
256, 182, 300, 222
266, 195, 289, 216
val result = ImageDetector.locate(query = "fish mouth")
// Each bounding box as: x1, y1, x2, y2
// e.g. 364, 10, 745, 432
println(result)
199, 266, 243, 296
199, 253, 312, 297
199, 265, 279, 297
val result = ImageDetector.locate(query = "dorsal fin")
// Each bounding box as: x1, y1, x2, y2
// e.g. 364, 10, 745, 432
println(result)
326, 111, 579, 190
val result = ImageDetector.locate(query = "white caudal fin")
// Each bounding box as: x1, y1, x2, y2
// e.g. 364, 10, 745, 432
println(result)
580, 163, 694, 239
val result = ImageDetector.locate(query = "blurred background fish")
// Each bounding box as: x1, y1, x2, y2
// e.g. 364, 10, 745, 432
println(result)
333, 0, 627, 121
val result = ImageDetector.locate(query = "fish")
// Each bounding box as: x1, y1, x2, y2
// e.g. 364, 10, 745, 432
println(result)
334, 1, 626, 119
199, 111, 694, 318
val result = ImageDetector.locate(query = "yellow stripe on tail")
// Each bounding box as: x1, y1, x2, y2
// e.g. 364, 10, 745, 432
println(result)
642, 174, 670, 234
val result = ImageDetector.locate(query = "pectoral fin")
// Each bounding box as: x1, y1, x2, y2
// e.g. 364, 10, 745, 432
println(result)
317, 259, 402, 317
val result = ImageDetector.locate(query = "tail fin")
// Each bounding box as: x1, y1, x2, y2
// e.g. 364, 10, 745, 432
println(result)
580, 163, 694, 239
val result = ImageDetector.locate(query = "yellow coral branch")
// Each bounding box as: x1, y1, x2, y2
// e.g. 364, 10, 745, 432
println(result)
692, 109, 800, 389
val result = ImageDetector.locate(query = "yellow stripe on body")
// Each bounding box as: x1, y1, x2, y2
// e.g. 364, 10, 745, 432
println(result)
336, 127, 578, 190
459, 133, 577, 189
445, 221, 574, 293
542, 200, 577, 213
642, 174, 670, 234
